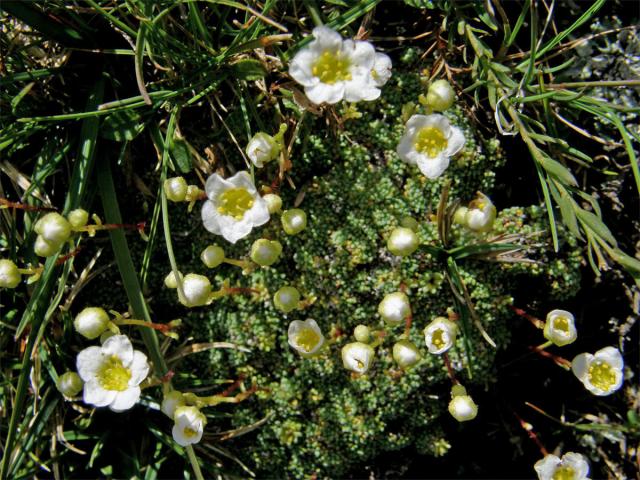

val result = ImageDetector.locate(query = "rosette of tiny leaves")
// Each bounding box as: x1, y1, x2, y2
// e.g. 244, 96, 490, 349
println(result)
543, 309, 577, 347
281, 209, 308, 235
172, 406, 207, 447
201, 171, 270, 243
76, 335, 149, 412
73, 307, 111, 340
164, 176, 188, 202
534, 452, 590, 480
572, 346, 624, 396
0, 259, 21, 288
341, 342, 375, 374
397, 114, 465, 179
387, 227, 419, 256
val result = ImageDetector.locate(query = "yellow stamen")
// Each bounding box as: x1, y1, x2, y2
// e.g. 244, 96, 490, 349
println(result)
552, 466, 576, 480
432, 329, 446, 349
312, 51, 352, 84
183, 427, 198, 438
97, 355, 131, 391
295, 328, 321, 353
414, 127, 448, 158
217, 188, 254, 218
553, 316, 570, 334
588, 360, 617, 391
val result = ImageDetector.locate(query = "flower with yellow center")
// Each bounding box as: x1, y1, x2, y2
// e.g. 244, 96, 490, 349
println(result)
543, 309, 577, 347
572, 346, 624, 396
172, 405, 207, 447
397, 114, 465, 179
424, 317, 458, 355
341, 342, 375, 374
288, 319, 325, 357
289, 26, 389, 105
76, 335, 149, 412
201, 171, 270, 243
534, 452, 590, 480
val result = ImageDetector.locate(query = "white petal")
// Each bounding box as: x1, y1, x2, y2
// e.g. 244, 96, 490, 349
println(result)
83, 380, 117, 407
289, 49, 320, 87
397, 133, 418, 165
128, 350, 150, 386
344, 80, 380, 102
445, 126, 465, 156
204, 173, 233, 200
571, 353, 592, 381
534, 455, 561, 480
562, 452, 589, 479
76, 346, 103, 381
222, 218, 253, 243
407, 113, 450, 132
201, 200, 223, 235
594, 346, 623, 370
305, 83, 345, 105
416, 155, 450, 179
109, 387, 141, 412
227, 171, 258, 194
342, 39, 375, 69
312, 26, 342, 51
246, 200, 270, 228
405, 114, 431, 131
372, 52, 392, 87
101, 335, 134, 366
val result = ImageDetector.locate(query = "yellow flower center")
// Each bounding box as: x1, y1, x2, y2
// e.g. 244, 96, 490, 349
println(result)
552, 466, 576, 480
295, 328, 321, 353
217, 188, 254, 220
432, 329, 446, 349
415, 127, 448, 158
97, 355, 131, 391
553, 316, 570, 334
183, 426, 198, 438
312, 51, 352, 84
588, 360, 617, 392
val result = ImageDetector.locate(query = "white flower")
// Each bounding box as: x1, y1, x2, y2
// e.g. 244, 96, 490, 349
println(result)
534, 452, 590, 480
74, 307, 110, 340
465, 192, 497, 232
76, 335, 149, 412
424, 317, 458, 354
201, 171, 270, 244
289, 26, 385, 105
392, 340, 421, 369
378, 292, 411, 326
448, 384, 478, 422
162, 390, 186, 418
288, 319, 325, 357
371, 53, 392, 87
0, 259, 21, 289
544, 309, 577, 347
246, 132, 279, 168
341, 342, 375, 374
572, 346, 624, 396
397, 114, 465, 179
172, 406, 206, 447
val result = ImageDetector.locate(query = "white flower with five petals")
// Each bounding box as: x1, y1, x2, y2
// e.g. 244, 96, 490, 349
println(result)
289, 26, 387, 105
572, 346, 624, 396
76, 335, 149, 412
397, 114, 465, 179
201, 171, 270, 243
534, 452, 590, 480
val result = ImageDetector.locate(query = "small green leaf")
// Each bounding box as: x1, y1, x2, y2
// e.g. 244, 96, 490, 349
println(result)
230, 59, 266, 81
549, 181, 581, 239
538, 156, 577, 187
576, 208, 617, 247
101, 110, 145, 142
169, 137, 192, 173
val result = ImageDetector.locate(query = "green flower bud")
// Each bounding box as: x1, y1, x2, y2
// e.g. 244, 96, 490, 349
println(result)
34, 212, 71, 245
250, 239, 282, 267
34, 235, 58, 257
400, 216, 419, 231
74, 307, 110, 340
426, 79, 456, 112
448, 386, 478, 422
164, 177, 188, 202
161, 390, 185, 418
179, 273, 212, 307
263, 193, 283, 214
378, 292, 411, 325
56, 371, 84, 398
164, 270, 183, 289
201, 245, 225, 269
185, 185, 203, 202
67, 208, 89, 228
0, 259, 21, 288
353, 325, 371, 343
274, 286, 300, 313
387, 227, 419, 257
393, 340, 421, 369
281, 209, 307, 235
453, 207, 468, 226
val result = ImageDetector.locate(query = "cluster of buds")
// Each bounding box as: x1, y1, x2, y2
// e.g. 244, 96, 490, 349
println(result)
454, 192, 497, 233
164, 176, 204, 212
34, 212, 74, 257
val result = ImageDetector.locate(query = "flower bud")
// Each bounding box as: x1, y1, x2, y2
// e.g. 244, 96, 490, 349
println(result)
543, 309, 577, 347
0, 259, 21, 288
34, 212, 71, 245
465, 193, 496, 233
393, 340, 421, 369
426, 79, 456, 112
453, 207, 468, 226
353, 324, 371, 343
201, 245, 225, 269
378, 292, 411, 326
164, 177, 188, 202
250, 239, 282, 267
400, 216, 419, 231
56, 371, 84, 398
34, 235, 58, 257
274, 286, 300, 313
67, 208, 89, 228
387, 227, 419, 257
288, 319, 325, 357
263, 193, 283, 214
341, 342, 375, 374
164, 270, 183, 289
179, 274, 212, 307
161, 390, 185, 418
424, 317, 458, 354
246, 132, 280, 168
185, 185, 202, 202
74, 307, 110, 340
281, 209, 307, 235
448, 385, 478, 422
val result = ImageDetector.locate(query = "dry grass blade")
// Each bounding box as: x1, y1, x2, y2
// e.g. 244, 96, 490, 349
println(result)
167, 342, 251, 363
